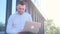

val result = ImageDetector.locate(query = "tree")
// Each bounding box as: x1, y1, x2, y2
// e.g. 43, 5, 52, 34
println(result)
0, 22, 5, 31
44, 20, 60, 34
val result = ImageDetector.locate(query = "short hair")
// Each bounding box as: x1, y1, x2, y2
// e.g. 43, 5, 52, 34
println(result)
17, 1, 25, 5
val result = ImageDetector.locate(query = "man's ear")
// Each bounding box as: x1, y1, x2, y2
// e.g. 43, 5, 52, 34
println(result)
16, 6, 18, 9
25, 9, 26, 12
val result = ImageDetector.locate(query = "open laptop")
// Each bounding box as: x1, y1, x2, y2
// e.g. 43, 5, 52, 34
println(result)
23, 21, 41, 33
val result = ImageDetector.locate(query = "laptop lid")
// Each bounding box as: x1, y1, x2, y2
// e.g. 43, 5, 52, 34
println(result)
23, 21, 41, 33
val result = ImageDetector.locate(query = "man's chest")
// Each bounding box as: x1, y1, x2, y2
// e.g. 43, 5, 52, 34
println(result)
12, 15, 28, 26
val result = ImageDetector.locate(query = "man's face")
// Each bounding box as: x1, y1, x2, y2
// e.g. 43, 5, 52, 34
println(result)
17, 4, 26, 14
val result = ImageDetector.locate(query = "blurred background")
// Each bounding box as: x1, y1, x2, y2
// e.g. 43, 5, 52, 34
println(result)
0, 0, 60, 34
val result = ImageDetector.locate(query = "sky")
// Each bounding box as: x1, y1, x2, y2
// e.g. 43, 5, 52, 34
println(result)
40, 0, 60, 27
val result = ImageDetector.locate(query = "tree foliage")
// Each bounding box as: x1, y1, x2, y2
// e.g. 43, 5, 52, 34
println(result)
45, 20, 60, 34
0, 22, 5, 31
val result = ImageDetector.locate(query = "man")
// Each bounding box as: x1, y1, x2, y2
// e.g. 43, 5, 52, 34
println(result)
6, 1, 32, 34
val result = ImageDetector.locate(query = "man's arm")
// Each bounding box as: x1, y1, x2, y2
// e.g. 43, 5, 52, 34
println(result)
6, 16, 13, 33
28, 15, 32, 21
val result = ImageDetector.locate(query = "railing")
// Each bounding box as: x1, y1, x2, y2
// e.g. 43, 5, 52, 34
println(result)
26, 0, 45, 23
26, 0, 45, 34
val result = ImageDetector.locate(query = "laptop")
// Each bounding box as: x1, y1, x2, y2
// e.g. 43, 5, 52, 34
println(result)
23, 21, 41, 33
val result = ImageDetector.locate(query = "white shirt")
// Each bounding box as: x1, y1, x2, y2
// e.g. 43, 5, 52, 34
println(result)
6, 12, 32, 34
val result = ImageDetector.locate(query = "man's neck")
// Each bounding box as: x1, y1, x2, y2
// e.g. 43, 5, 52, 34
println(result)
18, 12, 25, 15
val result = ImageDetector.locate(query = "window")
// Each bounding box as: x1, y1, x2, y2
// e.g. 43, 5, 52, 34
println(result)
0, 0, 6, 33
12, 0, 16, 14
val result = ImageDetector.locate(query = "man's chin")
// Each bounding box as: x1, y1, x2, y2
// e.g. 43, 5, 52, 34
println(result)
18, 12, 23, 15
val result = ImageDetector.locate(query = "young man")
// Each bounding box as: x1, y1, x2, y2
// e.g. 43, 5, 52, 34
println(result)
6, 1, 32, 34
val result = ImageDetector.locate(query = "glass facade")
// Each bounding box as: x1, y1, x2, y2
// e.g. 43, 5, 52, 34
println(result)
0, 0, 6, 34
0, 0, 6, 25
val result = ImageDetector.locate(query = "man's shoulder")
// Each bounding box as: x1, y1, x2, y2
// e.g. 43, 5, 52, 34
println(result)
25, 12, 31, 16
9, 12, 17, 18
25, 12, 32, 21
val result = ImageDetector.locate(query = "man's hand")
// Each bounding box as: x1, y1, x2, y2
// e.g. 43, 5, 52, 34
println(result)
17, 31, 27, 34
17, 31, 35, 34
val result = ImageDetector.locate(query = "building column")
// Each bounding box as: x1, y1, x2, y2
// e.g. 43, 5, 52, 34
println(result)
5, 0, 12, 34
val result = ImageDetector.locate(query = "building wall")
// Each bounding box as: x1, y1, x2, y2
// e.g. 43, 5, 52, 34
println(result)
5, 0, 12, 34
